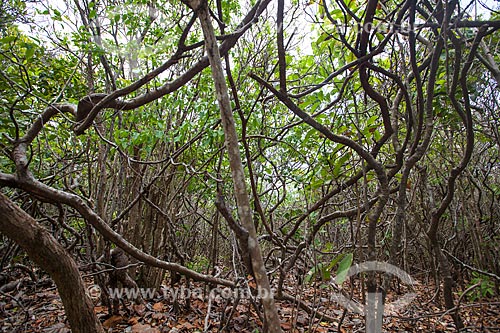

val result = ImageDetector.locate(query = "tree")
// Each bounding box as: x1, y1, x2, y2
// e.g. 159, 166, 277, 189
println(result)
186, 0, 282, 329
1, 0, 500, 331
0, 193, 104, 333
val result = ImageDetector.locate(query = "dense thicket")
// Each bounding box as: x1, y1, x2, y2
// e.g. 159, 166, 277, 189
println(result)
1, 0, 499, 331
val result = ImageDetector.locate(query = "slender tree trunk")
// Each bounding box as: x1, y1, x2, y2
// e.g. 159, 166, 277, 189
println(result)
428, 228, 464, 329
189, 1, 283, 331
0, 193, 104, 333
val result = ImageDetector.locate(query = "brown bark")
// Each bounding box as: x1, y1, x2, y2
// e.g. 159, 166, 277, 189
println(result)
0, 193, 104, 333
382, 0, 444, 294
189, 1, 283, 331
426, 26, 487, 331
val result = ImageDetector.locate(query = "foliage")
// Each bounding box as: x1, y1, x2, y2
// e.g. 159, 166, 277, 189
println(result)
465, 272, 496, 302
0, 0, 500, 330
304, 252, 353, 284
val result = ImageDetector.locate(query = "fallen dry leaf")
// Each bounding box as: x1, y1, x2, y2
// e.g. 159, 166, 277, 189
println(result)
103, 315, 124, 328
280, 322, 293, 330
152, 302, 164, 311
133, 303, 146, 315
131, 323, 161, 332
128, 317, 140, 325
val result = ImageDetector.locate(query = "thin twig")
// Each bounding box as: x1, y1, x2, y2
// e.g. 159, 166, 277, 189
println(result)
443, 249, 500, 281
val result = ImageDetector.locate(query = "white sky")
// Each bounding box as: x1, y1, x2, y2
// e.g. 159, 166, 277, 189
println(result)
18, 0, 500, 60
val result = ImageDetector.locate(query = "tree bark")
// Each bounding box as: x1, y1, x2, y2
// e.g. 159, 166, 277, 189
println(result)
190, 1, 283, 331
0, 193, 104, 333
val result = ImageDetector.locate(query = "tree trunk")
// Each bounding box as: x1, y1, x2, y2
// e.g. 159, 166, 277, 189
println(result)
0, 193, 104, 333
190, 1, 283, 331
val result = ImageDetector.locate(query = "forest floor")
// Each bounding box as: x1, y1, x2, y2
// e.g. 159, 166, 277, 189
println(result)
1, 272, 500, 332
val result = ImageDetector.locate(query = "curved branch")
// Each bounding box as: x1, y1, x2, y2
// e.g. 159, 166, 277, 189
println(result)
249, 72, 387, 185
73, 0, 272, 135
1, 174, 235, 287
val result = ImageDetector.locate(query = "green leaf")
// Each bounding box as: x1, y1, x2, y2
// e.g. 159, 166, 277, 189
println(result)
304, 128, 316, 142
316, 32, 330, 45
326, 253, 345, 271
335, 253, 353, 284
153, 130, 162, 139
367, 115, 378, 126
0, 36, 16, 44
304, 263, 324, 284
25, 46, 35, 60
89, 9, 97, 20
333, 152, 351, 178
52, 8, 62, 21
